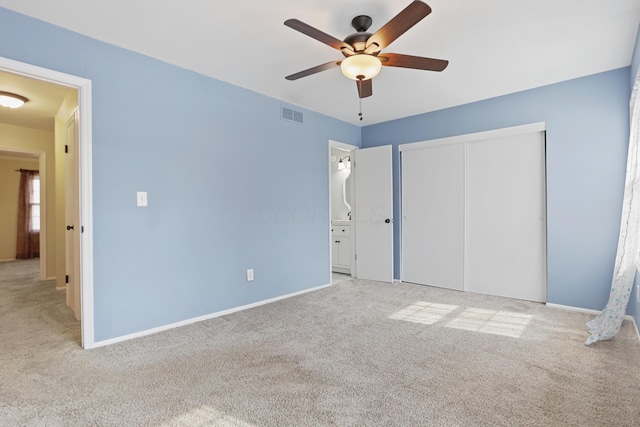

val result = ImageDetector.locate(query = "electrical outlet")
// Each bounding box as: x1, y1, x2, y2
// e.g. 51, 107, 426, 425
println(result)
246, 268, 254, 281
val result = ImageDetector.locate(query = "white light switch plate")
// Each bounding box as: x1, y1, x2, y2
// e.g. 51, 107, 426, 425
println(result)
246, 268, 254, 281
137, 191, 148, 207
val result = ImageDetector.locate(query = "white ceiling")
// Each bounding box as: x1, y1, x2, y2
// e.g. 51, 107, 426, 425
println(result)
0, 0, 638, 126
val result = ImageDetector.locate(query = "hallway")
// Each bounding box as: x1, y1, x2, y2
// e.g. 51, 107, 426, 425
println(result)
0, 259, 80, 350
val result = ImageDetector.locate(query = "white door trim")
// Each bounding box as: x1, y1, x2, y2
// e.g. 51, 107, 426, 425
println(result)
399, 122, 547, 152
0, 56, 95, 349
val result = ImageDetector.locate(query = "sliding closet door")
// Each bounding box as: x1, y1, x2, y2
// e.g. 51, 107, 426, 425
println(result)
464, 132, 546, 302
401, 143, 464, 290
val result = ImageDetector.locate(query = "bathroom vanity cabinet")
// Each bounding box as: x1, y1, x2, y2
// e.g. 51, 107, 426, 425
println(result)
331, 225, 351, 273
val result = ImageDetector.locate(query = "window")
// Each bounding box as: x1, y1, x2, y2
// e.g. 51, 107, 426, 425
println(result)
16, 169, 40, 260
30, 175, 40, 232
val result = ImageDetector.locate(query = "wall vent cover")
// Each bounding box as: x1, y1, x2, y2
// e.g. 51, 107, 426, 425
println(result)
282, 106, 304, 124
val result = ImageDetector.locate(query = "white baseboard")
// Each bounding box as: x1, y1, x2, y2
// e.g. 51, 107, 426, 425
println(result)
545, 303, 601, 315
0, 258, 16, 263
546, 303, 640, 343
92, 282, 333, 349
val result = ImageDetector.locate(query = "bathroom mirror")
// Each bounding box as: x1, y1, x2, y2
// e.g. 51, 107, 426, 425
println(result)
343, 172, 352, 212
331, 149, 352, 221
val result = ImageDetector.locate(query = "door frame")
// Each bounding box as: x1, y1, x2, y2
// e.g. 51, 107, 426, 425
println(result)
65, 109, 81, 320
328, 140, 358, 281
0, 56, 95, 348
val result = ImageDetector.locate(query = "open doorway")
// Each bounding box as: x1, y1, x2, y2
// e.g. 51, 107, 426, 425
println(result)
0, 56, 94, 348
328, 140, 358, 284
328, 142, 395, 284
0, 149, 41, 268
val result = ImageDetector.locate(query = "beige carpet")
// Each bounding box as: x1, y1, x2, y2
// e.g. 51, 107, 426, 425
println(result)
1, 259, 639, 426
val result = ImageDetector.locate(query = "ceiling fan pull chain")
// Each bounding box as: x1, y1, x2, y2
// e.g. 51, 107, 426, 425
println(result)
359, 97, 363, 121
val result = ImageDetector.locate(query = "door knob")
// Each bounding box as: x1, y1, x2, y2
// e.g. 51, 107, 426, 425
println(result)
385, 218, 391, 224
67, 225, 74, 230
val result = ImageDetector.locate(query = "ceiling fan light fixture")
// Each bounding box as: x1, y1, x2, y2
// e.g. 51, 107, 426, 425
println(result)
340, 54, 381, 81
0, 91, 28, 109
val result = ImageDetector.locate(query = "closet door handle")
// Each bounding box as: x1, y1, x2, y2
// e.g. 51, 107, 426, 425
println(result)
385, 218, 391, 224
66, 225, 74, 231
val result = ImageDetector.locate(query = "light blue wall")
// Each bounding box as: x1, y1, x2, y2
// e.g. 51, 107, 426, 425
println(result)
0, 7, 360, 341
362, 68, 630, 311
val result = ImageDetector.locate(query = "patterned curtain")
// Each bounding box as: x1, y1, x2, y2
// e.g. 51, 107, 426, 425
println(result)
15, 169, 39, 260
585, 69, 640, 345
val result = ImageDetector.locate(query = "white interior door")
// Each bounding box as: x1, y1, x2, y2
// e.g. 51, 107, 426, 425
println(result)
353, 145, 394, 282
65, 110, 81, 320
465, 132, 546, 302
401, 143, 464, 290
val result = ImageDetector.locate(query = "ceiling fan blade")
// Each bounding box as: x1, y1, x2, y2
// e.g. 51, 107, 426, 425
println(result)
357, 79, 373, 98
285, 61, 341, 81
379, 53, 448, 71
285, 19, 353, 53
366, 1, 432, 52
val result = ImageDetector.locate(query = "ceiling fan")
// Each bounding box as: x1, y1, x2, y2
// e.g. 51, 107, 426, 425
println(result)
284, 1, 448, 100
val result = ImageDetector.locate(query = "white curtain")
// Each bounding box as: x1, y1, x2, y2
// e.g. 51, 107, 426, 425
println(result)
586, 68, 640, 345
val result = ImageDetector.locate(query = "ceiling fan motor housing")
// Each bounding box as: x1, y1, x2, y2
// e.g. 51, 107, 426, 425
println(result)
343, 32, 372, 54
344, 15, 374, 54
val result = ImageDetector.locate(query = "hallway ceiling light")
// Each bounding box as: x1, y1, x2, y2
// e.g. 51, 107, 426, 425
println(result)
0, 91, 28, 108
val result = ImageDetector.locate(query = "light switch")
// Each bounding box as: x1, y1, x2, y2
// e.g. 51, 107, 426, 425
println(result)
136, 191, 148, 207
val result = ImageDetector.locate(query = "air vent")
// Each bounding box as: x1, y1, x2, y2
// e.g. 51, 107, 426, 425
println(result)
281, 106, 304, 124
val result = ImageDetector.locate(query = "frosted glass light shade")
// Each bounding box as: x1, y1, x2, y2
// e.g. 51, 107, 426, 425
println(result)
340, 54, 382, 80
0, 91, 28, 108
